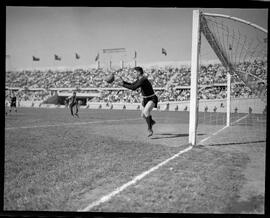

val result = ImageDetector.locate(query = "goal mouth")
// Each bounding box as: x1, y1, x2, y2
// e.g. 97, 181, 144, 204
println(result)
189, 10, 267, 146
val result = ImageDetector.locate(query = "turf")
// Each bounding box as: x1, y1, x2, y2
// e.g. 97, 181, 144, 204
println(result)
95, 133, 265, 213
4, 108, 266, 213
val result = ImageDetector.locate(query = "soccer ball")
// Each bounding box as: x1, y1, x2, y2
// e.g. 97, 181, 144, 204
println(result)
105, 73, 115, 83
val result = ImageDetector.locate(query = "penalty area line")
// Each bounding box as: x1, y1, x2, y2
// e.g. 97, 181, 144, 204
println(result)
78, 113, 250, 212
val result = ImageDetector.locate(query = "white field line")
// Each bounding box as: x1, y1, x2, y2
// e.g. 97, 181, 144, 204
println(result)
78, 146, 193, 212
231, 114, 249, 125
78, 114, 249, 212
202, 114, 249, 140
5, 118, 141, 130
199, 113, 245, 125
212, 126, 228, 136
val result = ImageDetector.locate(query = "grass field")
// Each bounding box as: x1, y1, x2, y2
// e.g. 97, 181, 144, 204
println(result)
4, 107, 266, 213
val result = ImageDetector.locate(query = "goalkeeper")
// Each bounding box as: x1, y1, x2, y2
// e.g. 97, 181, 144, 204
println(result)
116, 67, 158, 137
66, 91, 79, 118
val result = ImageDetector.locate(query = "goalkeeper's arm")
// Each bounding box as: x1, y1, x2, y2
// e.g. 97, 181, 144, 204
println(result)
65, 96, 72, 105
66, 95, 73, 100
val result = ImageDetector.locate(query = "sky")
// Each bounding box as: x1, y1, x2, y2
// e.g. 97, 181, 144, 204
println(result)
6, 7, 268, 70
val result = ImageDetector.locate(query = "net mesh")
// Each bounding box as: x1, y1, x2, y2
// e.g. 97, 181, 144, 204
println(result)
196, 12, 267, 133
200, 13, 267, 103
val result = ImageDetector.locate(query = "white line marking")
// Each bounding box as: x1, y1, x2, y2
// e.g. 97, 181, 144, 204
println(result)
78, 113, 250, 212
78, 145, 193, 212
200, 136, 210, 143
200, 114, 249, 144
212, 126, 227, 135
231, 114, 249, 125
5, 118, 141, 130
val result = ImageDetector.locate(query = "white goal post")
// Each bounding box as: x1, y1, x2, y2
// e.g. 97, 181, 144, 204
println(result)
189, 10, 200, 146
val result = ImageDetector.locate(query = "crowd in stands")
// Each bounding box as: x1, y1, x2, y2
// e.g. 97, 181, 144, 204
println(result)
5, 59, 267, 103
236, 59, 267, 82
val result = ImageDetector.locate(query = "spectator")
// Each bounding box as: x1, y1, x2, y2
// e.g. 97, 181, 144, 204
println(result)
5, 59, 266, 103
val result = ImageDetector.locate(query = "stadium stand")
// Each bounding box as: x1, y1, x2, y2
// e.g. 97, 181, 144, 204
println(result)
5, 60, 267, 112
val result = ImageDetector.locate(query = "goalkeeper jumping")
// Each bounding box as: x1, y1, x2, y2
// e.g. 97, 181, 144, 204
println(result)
66, 91, 79, 118
116, 66, 158, 137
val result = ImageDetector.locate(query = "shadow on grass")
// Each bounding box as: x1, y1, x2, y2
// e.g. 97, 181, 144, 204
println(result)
207, 140, 266, 146
151, 133, 205, 140
233, 122, 266, 127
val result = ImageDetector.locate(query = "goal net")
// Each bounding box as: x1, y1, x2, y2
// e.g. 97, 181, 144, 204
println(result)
189, 10, 267, 145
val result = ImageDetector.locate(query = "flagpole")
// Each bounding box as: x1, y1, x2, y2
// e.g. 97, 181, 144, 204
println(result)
134, 50, 137, 67
75, 53, 76, 69
95, 52, 100, 69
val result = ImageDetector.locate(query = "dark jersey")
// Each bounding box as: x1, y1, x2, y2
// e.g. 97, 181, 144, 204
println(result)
10, 96, 16, 107
122, 76, 155, 97
11, 97, 16, 103
68, 95, 77, 105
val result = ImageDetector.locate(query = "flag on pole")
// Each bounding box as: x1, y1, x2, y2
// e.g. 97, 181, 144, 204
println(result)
32, 56, 40, 61
134, 51, 137, 59
54, 54, 61, 61
75, 53, 80, 59
162, 48, 167, 56
95, 53, 99, 62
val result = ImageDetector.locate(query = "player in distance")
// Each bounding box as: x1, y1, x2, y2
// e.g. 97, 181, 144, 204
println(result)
66, 91, 79, 118
116, 66, 158, 137
6, 93, 17, 115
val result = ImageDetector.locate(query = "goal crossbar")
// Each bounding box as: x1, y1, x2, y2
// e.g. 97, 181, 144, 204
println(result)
203, 13, 268, 33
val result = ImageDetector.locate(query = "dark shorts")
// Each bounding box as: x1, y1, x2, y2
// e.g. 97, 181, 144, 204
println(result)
10, 102, 16, 107
142, 95, 158, 108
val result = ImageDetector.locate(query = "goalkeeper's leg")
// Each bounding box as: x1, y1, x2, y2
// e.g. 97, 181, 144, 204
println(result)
142, 101, 155, 137
69, 103, 74, 116
141, 108, 156, 127
74, 103, 79, 117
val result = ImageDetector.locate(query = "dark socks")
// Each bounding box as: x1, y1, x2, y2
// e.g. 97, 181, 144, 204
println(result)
145, 116, 152, 130
149, 115, 155, 125
70, 107, 74, 116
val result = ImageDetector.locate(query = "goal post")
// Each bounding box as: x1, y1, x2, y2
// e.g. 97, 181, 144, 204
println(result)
189, 9, 267, 146
226, 72, 231, 127
189, 10, 200, 145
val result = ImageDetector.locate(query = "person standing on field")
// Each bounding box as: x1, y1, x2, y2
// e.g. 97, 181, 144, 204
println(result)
7, 92, 17, 115
66, 91, 79, 118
